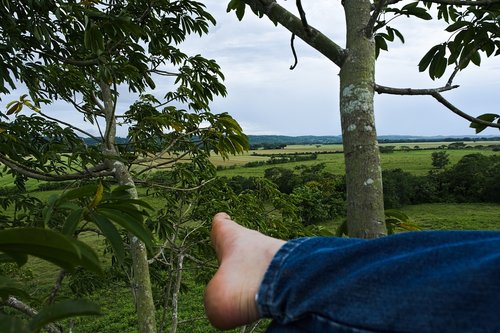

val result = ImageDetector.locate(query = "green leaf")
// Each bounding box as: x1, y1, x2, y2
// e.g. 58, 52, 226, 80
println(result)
0, 315, 30, 333
385, 209, 411, 222
6, 102, 22, 115
375, 35, 388, 58
42, 194, 58, 227
0, 252, 27, 266
85, 24, 105, 55
58, 184, 99, 202
98, 208, 154, 251
105, 198, 154, 211
227, 0, 246, 20
62, 208, 84, 236
0, 275, 30, 299
98, 203, 148, 221
29, 300, 101, 331
445, 20, 470, 32
447, 41, 461, 64
469, 113, 499, 133
458, 42, 476, 69
429, 46, 447, 79
390, 27, 405, 44
418, 44, 441, 72
0, 228, 102, 274
91, 213, 125, 264
470, 50, 481, 66
400, 3, 432, 20
483, 40, 495, 57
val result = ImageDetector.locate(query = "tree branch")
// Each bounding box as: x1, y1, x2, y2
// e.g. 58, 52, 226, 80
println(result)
295, 0, 311, 36
135, 150, 192, 176
374, 83, 460, 95
134, 129, 200, 176
38, 111, 102, 143
134, 178, 215, 192
446, 40, 488, 87
366, 0, 388, 36
37, 50, 100, 67
431, 91, 500, 129
242, 0, 347, 67
2, 297, 62, 333
375, 84, 500, 129
0, 153, 112, 181
47, 270, 66, 305
150, 69, 179, 77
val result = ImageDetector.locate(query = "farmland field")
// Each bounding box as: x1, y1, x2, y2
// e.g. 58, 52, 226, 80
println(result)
215, 143, 499, 177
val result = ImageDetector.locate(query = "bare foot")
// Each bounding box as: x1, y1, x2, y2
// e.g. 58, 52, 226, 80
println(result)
204, 212, 286, 330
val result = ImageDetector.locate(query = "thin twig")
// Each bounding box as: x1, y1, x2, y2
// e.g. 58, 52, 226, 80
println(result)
366, 0, 388, 36
296, 0, 311, 36
47, 270, 66, 305
2, 297, 62, 333
39, 111, 101, 142
431, 91, 500, 129
0, 153, 112, 181
290, 34, 299, 70
134, 178, 216, 192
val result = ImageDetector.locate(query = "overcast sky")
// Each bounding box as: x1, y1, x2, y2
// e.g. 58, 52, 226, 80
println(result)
180, 0, 500, 137
2, 0, 499, 138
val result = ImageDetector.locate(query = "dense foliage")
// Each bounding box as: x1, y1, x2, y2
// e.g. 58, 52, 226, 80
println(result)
223, 153, 500, 225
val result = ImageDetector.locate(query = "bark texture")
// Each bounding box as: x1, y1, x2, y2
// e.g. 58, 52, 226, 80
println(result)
100, 82, 158, 333
340, 0, 386, 238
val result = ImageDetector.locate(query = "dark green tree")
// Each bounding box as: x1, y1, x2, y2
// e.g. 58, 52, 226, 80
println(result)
0, 1, 247, 332
432, 151, 451, 169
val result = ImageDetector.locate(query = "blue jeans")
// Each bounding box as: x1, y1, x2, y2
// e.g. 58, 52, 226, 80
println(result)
256, 231, 500, 332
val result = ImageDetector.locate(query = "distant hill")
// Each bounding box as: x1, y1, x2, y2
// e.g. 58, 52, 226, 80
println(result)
247, 135, 500, 145
248, 135, 343, 145
80, 135, 500, 147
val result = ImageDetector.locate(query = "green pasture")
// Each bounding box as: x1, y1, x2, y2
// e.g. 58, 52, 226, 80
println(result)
319, 203, 500, 233
399, 203, 500, 231
216, 146, 499, 177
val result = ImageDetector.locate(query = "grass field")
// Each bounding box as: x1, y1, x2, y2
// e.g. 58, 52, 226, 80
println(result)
319, 203, 500, 233
216, 145, 499, 177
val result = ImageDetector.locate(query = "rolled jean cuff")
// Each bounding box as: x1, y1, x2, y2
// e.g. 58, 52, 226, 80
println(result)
256, 237, 311, 320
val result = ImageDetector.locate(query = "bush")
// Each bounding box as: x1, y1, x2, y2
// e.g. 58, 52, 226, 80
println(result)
382, 169, 419, 208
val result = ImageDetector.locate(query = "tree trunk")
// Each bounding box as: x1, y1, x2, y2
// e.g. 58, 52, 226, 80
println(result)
239, 0, 386, 238
340, 1, 386, 238
100, 82, 158, 333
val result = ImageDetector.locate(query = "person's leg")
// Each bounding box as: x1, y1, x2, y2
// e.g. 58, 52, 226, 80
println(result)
257, 229, 500, 332
204, 212, 285, 330
205, 213, 500, 333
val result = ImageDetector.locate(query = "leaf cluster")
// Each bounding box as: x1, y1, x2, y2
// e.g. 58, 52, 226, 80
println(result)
0, 227, 102, 332
125, 94, 249, 161
418, 2, 500, 79
0, 0, 220, 103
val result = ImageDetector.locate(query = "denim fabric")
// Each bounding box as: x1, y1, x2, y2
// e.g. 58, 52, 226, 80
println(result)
256, 231, 500, 333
